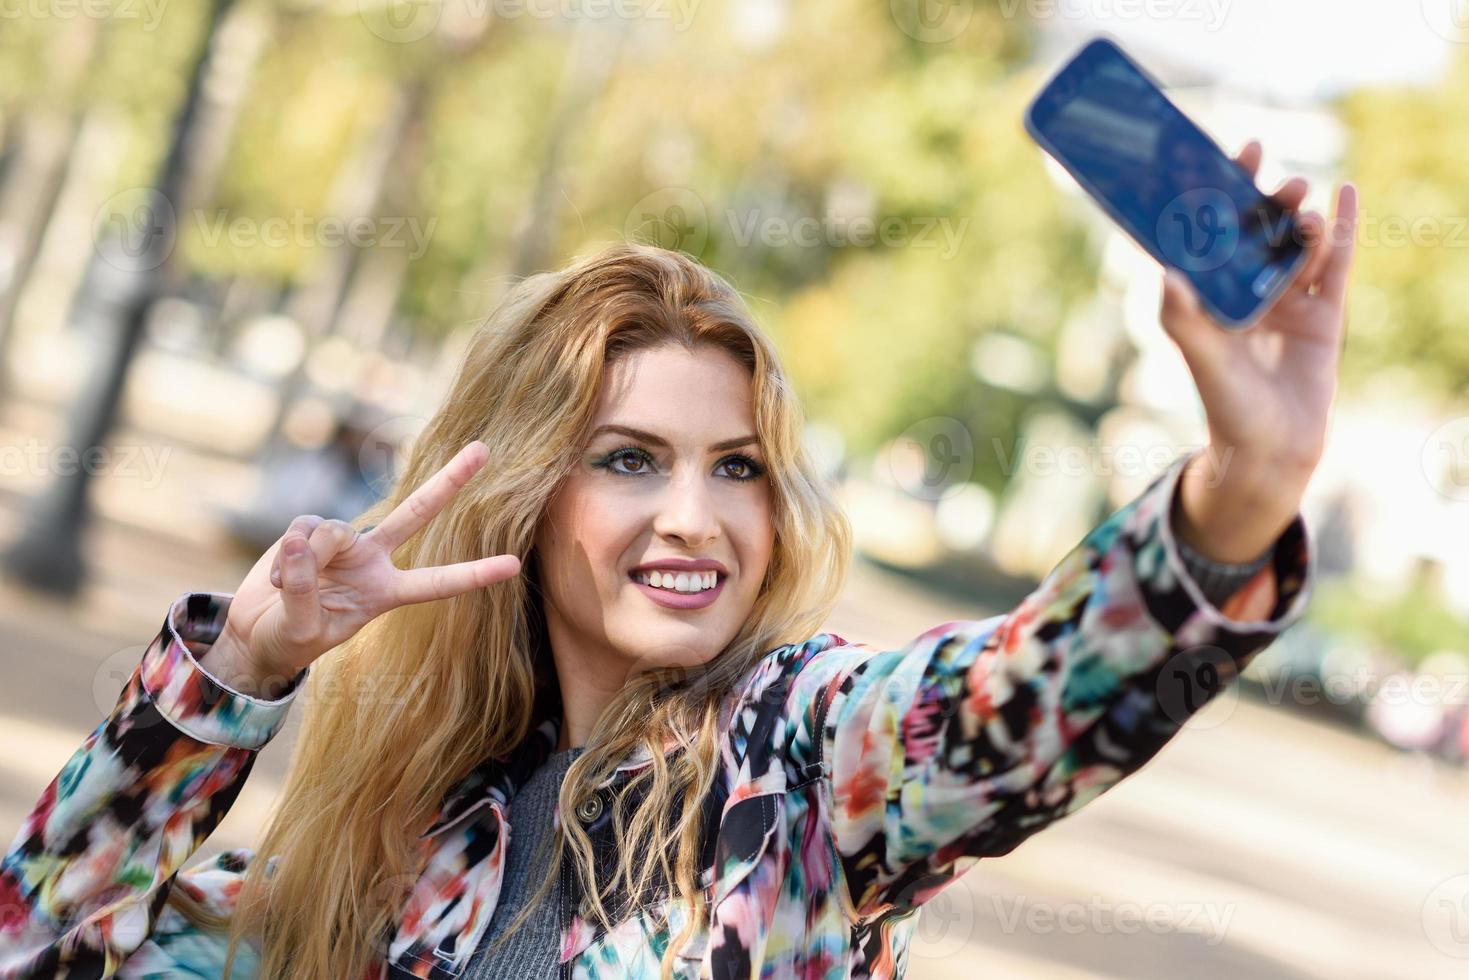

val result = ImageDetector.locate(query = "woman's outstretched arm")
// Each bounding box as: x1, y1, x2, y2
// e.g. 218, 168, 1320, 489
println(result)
790, 445, 1311, 923
0, 592, 302, 978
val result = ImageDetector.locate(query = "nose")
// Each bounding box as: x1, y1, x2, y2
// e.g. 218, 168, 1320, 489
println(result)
651, 468, 721, 548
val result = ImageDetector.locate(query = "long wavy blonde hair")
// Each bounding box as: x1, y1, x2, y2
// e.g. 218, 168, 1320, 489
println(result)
169, 242, 853, 979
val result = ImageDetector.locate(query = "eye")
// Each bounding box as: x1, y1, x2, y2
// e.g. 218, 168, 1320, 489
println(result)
601, 446, 654, 475
720, 454, 766, 482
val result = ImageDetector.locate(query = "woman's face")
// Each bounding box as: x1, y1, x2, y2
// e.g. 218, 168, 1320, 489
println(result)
533, 343, 776, 676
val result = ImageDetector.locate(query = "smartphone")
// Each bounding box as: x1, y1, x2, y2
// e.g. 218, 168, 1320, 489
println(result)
1023, 35, 1307, 330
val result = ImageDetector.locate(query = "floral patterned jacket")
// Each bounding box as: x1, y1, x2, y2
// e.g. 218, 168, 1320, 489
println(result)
0, 447, 1313, 978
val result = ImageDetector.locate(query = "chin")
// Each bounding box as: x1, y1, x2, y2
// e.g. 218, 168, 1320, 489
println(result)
621, 629, 721, 672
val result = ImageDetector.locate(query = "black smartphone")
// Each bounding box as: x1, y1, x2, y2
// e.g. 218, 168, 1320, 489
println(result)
1023, 35, 1308, 330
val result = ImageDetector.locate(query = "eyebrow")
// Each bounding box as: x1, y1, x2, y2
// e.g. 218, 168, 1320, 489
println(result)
589, 424, 759, 453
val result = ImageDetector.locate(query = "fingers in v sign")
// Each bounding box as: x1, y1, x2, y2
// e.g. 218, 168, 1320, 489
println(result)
210, 440, 523, 690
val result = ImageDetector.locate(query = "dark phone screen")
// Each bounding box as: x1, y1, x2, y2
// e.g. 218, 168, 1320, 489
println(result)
1027, 40, 1304, 324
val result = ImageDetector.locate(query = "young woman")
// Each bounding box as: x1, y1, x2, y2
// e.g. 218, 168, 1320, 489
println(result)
0, 143, 1356, 980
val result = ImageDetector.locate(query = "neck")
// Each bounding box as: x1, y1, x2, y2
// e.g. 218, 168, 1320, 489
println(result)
545, 621, 630, 753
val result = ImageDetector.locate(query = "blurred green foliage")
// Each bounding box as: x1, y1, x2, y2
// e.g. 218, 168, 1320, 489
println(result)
3, 1, 1464, 488
0, 0, 1102, 489
1339, 48, 1469, 399
1309, 574, 1466, 668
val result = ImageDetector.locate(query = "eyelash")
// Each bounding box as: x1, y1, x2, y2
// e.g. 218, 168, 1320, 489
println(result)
594, 444, 767, 482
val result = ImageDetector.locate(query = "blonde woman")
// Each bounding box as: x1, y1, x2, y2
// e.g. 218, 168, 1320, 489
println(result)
1, 151, 1356, 980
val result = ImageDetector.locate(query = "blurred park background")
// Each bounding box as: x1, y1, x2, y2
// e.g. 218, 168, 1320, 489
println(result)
1, 0, 1468, 977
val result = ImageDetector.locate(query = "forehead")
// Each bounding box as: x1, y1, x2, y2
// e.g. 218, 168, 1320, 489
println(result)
592, 345, 756, 435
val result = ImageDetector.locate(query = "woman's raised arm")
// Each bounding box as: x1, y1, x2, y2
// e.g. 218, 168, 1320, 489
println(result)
791, 445, 1312, 923
793, 148, 1355, 924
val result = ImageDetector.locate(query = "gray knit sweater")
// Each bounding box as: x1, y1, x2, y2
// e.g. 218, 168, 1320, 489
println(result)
464, 746, 584, 980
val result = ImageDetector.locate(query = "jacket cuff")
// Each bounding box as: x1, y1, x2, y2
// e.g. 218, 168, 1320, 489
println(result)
1127, 448, 1314, 644
140, 592, 307, 750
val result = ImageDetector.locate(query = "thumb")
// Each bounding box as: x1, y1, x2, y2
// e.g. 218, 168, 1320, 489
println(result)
1159, 267, 1219, 363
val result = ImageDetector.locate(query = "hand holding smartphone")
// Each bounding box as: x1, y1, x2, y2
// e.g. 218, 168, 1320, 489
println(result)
1024, 35, 1308, 330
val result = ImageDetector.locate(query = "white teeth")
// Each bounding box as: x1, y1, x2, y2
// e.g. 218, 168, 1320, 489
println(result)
636, 570, 719, 592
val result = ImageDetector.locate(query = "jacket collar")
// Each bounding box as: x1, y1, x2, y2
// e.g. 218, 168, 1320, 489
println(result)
419, 660, 669, 840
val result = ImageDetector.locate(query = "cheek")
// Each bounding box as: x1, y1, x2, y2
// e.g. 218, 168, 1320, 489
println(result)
734, 497, 776, 580
540, 484, 637, 587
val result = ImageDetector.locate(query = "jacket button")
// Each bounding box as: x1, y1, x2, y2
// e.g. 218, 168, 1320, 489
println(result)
575, 794, 603, 824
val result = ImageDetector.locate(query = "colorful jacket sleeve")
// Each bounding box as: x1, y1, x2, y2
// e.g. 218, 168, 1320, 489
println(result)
798, 447, 1314, 922
0, 593, 304, 978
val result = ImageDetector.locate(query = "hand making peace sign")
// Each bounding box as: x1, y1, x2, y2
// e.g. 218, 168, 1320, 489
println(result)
205, 441, 521, 692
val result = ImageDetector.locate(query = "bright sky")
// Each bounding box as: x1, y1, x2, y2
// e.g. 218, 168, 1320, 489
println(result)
1041, 0, 1462, 102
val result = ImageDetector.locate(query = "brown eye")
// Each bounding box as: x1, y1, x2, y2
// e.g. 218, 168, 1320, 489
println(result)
599, 447, 656, 476
720, 454, 766, 482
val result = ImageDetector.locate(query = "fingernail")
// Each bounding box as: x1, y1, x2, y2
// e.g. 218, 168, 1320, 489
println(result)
286, 537, 307, 557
